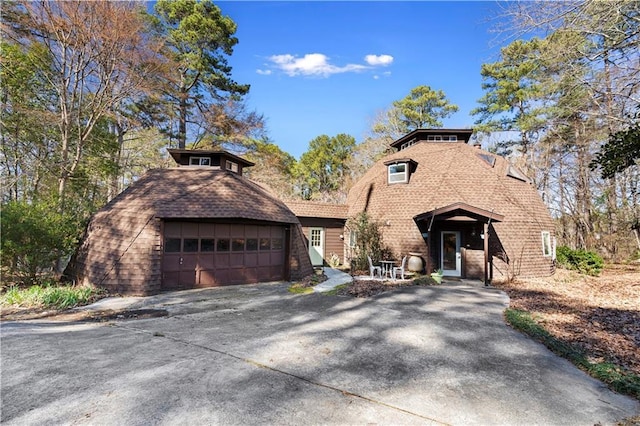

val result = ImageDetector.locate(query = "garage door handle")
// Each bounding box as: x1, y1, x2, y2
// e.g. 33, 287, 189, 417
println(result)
179, 257, 183, 265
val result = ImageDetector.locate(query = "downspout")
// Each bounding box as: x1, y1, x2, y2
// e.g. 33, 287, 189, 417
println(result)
426, 209, 436, 274
484, 210, 495, 287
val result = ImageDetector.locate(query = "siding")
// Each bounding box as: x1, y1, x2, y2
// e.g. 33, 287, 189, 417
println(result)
298, 217, 346, 266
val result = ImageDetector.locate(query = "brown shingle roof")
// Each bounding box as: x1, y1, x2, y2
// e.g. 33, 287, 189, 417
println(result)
284, 200, 348, 220
346, 141, 555, 277
107, 168, 299, 223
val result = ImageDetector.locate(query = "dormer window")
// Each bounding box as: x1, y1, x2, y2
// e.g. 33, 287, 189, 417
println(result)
388, 163, 409, 184
189, 157, 211, 166
385, 158, 417, 184
226, 161, 238, 173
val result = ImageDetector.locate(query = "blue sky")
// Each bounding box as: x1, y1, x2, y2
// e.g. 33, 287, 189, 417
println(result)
217, 1, 505, 159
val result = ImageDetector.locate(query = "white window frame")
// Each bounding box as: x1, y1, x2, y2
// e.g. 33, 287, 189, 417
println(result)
388, 162, 409, 184
541, 231, 552, 257
189, 157, 211, 166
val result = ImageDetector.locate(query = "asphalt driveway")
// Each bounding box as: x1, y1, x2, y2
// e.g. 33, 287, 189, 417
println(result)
2, 282, 639, 425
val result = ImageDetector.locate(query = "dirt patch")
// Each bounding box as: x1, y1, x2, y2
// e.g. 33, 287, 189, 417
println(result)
496, 264, 640, 376
337, 277, 436, 298
1, 307, 168, 322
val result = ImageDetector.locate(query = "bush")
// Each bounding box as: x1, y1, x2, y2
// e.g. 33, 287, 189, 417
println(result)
346, 212, 393, 271
1, 283, 103, 310
556, 245, 604, 276
1, 200, 81, 285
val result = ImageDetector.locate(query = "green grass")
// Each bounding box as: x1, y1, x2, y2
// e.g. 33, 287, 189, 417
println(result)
321, 283, 349, 296
287, 284, 315, 294
1, 283, 104, 311
505, 308, 640, 399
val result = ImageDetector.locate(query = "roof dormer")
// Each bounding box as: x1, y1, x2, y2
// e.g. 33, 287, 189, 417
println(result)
390, 128, 474, 151
384, 158, 418, 184
167, 149, 254, 176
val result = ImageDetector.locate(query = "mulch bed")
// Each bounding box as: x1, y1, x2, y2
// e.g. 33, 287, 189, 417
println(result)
1, 307, 168, 322
495, 264, 640, 376
336, 276, 436, 298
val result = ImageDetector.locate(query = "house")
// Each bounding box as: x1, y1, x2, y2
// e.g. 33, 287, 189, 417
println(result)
345, 128, 556, 282
283, 201, 348, 267
66, 149, 314, 295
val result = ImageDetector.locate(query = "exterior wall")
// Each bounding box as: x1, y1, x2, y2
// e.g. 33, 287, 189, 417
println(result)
69, 209, 163, 296
289, 223, 315, 280
298, 217, 346, 265
462, 248, 484, 279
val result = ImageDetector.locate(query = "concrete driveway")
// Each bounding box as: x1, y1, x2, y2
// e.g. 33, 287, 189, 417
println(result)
2, 282, 639, 425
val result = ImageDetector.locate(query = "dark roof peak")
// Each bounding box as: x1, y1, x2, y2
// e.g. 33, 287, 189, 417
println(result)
390, 128, 474, 150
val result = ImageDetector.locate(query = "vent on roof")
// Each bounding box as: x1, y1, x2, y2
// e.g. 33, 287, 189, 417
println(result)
507, 165, 530, 183
476, 153, 496, 168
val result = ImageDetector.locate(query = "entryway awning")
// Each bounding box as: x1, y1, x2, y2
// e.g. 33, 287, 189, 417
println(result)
413, 202, 504, 224
413, 202, 505, 285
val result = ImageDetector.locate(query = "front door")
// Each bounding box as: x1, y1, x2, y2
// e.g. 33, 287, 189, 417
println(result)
441, 231, 461, 276
309, 227, 324, 266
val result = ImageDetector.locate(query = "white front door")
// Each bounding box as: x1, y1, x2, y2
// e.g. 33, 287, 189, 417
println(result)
441, 231, 461, 276
309, 227, 324, 266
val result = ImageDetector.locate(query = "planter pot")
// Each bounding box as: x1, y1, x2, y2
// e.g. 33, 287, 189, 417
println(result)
407, 252, 424, 273
430, 273, 443, 284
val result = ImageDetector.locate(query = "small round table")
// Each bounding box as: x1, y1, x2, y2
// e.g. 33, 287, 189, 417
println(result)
380, 260, 396, 279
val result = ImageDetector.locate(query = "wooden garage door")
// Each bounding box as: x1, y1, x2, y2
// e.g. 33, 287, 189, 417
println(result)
162, 222, 286, 290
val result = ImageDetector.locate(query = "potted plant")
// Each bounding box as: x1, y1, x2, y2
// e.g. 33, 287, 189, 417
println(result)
430, 269, 443, 284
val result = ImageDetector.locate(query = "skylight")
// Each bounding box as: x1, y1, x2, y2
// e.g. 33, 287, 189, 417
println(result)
476, 153, 496, 168
507, 165, 530, 183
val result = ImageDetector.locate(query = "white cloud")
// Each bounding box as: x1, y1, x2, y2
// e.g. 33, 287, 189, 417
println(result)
268, 53, 368, 77
256, 69, 272, 75
263, 52, 393, 78
365, 54, 394, 66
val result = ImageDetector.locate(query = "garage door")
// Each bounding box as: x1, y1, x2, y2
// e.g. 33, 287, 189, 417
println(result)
162, 222, 286, 290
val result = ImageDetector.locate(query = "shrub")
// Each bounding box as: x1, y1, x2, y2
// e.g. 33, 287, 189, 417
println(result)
1, 200, 81, 285
346, 212, 393, 271
556, 245, 604, 276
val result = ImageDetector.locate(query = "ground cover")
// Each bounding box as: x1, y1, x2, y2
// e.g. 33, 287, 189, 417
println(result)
496, 264, 640, 400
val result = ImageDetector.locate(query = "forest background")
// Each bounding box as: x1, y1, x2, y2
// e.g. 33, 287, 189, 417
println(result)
1, 0, 639, 285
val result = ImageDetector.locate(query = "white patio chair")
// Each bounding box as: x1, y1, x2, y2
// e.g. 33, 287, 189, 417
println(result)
392, 256, 407, 280
367, 255, 381, 279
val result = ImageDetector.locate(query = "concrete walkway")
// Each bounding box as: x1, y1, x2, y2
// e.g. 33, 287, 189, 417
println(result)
312, 267, 353, 292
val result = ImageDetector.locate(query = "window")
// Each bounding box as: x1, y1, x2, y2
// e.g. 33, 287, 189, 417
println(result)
246, 238, 258, 251
183, 238, 199, 252
400, 138, 417, 150
259, 238, 270, 250
541, 231, 552, 257
388, 163, 408, 184
189, 157, 211, 166
226, 161, 238, 173
349, 230, 357, 249
426, 135, 457, 142
217, 239, 230, 252
200, 239, 215, 252
232, 238, 245, 251
164, 238, 181, 252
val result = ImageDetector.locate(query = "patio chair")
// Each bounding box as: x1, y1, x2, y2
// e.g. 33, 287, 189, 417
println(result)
367, 255, 382, 279
392, 256, 407, 280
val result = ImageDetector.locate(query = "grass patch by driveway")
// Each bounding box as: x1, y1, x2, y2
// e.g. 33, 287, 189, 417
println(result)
505, 308, 640, 399
1, 284, 104, 312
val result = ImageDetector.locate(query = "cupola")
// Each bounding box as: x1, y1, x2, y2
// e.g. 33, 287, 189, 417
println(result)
167, 149, 254, 176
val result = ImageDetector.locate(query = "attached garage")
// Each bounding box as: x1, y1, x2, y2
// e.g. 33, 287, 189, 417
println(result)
161, 222, 287, 289
66, 150, 314, 295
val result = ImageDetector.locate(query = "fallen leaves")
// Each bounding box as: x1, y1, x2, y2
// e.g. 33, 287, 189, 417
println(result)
497, 264, 640, 376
